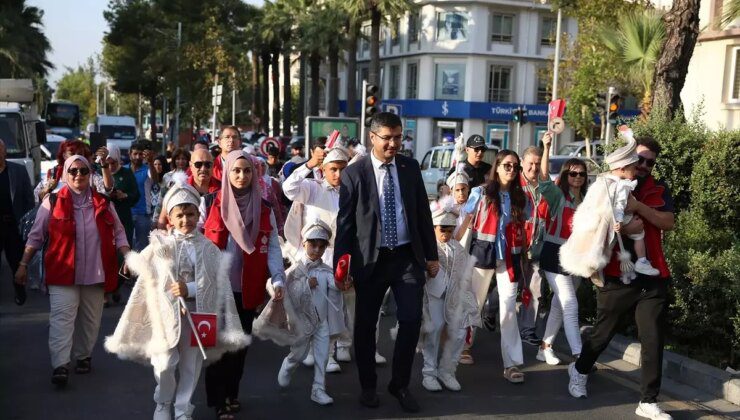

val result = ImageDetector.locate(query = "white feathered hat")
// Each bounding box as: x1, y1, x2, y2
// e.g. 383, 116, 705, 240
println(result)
430, 196, 459, 226
162, 172, 200, 215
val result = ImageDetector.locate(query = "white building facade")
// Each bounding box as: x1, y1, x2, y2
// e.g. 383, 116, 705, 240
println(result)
336, 0, 579, 158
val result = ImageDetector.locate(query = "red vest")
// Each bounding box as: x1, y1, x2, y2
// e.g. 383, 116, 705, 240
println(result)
543, 189, 578, 245
520, 175, 550, 246
45, 186, 118, 292
472, 198, 525, 282
203, 191, 271, 309
212, 157, 224, 183
187, 174, 220, 194
604, 176, 670, 279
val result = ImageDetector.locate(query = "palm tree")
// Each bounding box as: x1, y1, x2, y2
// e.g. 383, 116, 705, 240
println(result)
602, 9, 665, 116
722, 0, 740, 26
0, 0, 53, 78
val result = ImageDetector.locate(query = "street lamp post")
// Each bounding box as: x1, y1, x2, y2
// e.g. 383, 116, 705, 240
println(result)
551, 7, 563, 155
174, 22, 181, 148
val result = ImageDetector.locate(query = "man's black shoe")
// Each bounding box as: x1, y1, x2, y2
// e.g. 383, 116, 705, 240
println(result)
359, 390, 380, 408
387, 385, 420, 413
51, 366, 69, 387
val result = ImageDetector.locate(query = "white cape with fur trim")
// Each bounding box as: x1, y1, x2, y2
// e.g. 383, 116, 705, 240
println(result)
559, 175, 617, 277
105, 230, 250, 368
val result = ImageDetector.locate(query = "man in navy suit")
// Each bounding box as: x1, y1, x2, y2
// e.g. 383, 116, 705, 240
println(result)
335, 113, 439, 413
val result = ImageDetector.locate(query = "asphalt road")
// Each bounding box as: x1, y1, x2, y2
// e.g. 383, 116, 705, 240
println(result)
0, 261, 721, 420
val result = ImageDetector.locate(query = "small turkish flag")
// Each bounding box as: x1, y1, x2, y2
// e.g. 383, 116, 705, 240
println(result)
335, 254, 351, 289
521, 287, 533, 309
190, 312, 218, 348
325, 130, 341, 149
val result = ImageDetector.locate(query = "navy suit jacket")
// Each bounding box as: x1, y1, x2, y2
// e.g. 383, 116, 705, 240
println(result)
4, 161, 34, 223
334, 153, 438, 283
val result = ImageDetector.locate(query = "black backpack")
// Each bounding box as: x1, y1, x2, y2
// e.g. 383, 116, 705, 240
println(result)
19, 193, 57, 244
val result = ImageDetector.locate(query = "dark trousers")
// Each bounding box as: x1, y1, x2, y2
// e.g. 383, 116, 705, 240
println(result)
0, 218, 23, 283
575, 275, 669, 403
354, 245, 424, 391
205, 292, 255, 408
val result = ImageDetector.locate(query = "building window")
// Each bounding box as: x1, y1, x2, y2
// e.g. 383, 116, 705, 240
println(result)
391, 19, 400, 46
487, 65, 512, 102
732, 47, 740, 101
437, 11, 469, 41
536, 73, 550, 104
406, 63, 418, 99
408, 13, 419, 44
491, 13, 514, 43
389, 65, 400, 99
435, 63, 466, 100
360, 24, 370, 54
541, 15, 557, 46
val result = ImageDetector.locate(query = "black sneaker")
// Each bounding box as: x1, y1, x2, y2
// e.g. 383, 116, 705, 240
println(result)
13, 283, 26, 306
52, 366, 69, 387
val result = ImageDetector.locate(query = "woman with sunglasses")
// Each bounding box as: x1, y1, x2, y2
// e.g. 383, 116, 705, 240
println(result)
15, 155, 130, 387
462, 149, 529, 383
152, 149, 189, 223
535, 133, 588, 366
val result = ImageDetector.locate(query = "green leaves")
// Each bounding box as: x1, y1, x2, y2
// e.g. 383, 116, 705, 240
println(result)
0, 0, 53, 78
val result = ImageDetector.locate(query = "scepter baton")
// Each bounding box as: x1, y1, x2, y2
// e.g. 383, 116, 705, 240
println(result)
179, 297, 208, 360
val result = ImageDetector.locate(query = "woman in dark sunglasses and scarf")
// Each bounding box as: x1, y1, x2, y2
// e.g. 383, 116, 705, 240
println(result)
535, 133, 589, 368
15, 155, 130, 388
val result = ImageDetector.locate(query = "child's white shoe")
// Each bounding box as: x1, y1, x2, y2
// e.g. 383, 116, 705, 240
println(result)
438, 373, 462, 391
278, 357, 292, 387
536, 347, 561, 365
422, 375, 442, 392
153, 402, 172, 420
635, 401, 672, 419
326, 356, 341, 373
336, 347, 352, 362
635, 259, 660, 276
302, 351, 315, 367
311, 388, 334, 405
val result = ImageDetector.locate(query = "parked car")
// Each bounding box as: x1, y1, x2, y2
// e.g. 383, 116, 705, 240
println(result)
557, 140, 605, 162
547, 156, 601, 184
420, 144, 499, 199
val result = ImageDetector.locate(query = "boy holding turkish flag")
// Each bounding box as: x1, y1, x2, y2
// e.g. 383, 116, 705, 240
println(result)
105, 178, 249, 420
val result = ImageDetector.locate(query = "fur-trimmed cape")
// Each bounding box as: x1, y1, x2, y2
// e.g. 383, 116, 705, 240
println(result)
104, 230, 250, 369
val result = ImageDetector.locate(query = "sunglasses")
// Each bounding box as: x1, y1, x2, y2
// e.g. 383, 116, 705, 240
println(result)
192, 161, 213, 169
67, 167, 91, 176
638, 156, 656, 167
568, 171, 587, 178
501, 163, 521, 172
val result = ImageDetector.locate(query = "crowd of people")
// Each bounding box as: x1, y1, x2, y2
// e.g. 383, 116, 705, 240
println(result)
0, 111, 676, 420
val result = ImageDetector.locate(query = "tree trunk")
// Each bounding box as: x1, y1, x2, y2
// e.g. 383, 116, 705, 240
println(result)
271, 51, 281, 136
251, 51, 262, 132
369, 7, 381, 87
346, 20, 358, 117
328, 45, 339, 117
282, 49, 292, 136
309, 52, 321, 117
297, 54, 306, 135
650, 0, 700, 119
260, 50, 271, 134
149, 95, 157, 142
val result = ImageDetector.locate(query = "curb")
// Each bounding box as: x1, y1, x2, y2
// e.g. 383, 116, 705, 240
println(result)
580, 326, 740, 407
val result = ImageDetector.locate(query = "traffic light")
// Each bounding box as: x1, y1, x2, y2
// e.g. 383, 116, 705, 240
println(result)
363, 83, 379, 127
608, 94, 621, 123
512, 106, 528, 126
596, 93, 607, 112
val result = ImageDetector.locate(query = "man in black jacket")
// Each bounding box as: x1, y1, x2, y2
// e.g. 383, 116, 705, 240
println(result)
334, 113, 438, 413
447, 134, 492, 188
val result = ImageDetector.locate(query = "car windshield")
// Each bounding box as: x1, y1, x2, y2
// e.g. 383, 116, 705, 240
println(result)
549, 159, 567, 174
0, 113, 23, 156
557, 144, 581, 156
46, 103, 80, 128
100, 125, 136, 140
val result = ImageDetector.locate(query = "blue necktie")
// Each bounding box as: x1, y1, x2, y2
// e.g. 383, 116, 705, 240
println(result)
382, 163, 398, 248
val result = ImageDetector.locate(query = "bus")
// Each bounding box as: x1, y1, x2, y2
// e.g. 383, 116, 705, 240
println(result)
44, 101, 81, 139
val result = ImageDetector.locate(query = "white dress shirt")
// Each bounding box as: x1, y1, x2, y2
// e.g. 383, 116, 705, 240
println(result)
369, 151, 410, 247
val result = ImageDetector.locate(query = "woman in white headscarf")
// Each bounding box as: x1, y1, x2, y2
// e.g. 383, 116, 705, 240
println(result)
198, 150, 286, 419
15, 155, 130, 388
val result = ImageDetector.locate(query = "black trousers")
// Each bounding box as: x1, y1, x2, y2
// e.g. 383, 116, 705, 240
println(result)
354, 245, 425, 391
205, 292, 255, 408
575, 275, 669, 403
0, 218, 23, 283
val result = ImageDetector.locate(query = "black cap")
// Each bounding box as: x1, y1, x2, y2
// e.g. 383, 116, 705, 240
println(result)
466, 134, 487, 149
290, 141, 304, 150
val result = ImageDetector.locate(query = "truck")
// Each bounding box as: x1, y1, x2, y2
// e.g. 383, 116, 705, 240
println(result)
91, 115, 138, 159
44, 101, 81, 139
0, 79, 47, 184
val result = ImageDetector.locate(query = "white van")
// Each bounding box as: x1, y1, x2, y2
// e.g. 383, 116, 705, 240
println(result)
94, 115, 137, 155
419, 144, 499, 199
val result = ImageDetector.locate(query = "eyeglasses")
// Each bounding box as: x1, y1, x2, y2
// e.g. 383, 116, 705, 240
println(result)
568, 171, 587, 178
638, 156, 656, 167
192, 161, 213, 169
501, 163, 521, 172
67, 167, 90, 176
371, 132, 403, 143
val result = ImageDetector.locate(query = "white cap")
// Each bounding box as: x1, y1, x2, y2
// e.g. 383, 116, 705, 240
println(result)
163, 173, 201, 215
323, 147, 349, 165
446, 163, 470, 189
606, 127, 639, 170
301, 219, 332, 242
430, 196, 459, 226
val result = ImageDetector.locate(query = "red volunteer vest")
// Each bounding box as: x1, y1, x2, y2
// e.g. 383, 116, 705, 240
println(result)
520, 175, 550, 246
472, 198, 525, 282
45, 186, 119, 292
211, 157, 224, 183
604, 176, 670, 279
187, 174, 220, 194
543, 190, 578, 245
203, 191, 271, 309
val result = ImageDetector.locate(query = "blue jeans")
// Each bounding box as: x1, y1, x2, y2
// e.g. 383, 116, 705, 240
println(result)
132, 213, 151, 252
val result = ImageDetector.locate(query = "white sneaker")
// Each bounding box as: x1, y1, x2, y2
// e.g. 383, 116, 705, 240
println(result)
310, 388, 334, 405
302, 351, 315, 367
568, 362, 588, 398
278, 357, 292, 387
153, 402, 172, 420
438, 373, 462, 392
635, 402, 673, 419
374, 352, 387, 364
422, 376, 442, 392
634, 260, 660, 276
326, 356, 341, 373
536, 347, 562, 365
336, 347, 352, 362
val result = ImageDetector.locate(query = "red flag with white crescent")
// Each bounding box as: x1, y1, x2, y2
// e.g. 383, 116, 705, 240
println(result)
190, 312, 218, 348
334, 254, 351, 289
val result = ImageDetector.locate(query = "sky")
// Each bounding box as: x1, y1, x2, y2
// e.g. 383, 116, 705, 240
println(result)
29, 0, 264, 88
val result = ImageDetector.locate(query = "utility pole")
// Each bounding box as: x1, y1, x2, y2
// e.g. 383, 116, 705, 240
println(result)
211, 74, 222, 140
604, 86, 616, 145
551, 6, 563, 154
232, 74, 236, 126
103, 84, 107, 115
96, 83, 100, 115
174, 21, 181, 148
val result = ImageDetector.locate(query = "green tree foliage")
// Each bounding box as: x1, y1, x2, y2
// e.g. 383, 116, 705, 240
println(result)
55, 58, 97, 125
0, 0, 53, 78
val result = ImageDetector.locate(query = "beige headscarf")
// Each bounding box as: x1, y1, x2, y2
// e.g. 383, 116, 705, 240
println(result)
63, 155, 92, 195
221, 150, 262, 253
